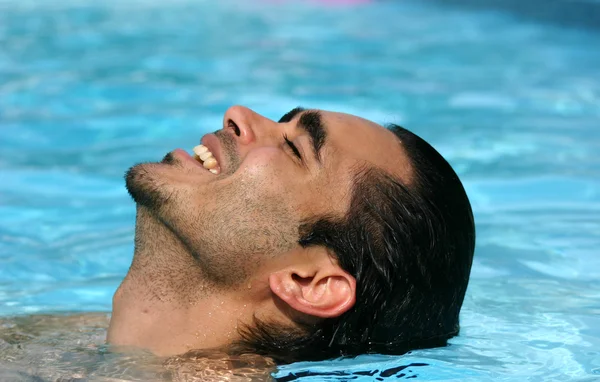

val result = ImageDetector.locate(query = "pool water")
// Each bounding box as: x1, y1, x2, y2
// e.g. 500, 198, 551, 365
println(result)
1, 0, 599, 380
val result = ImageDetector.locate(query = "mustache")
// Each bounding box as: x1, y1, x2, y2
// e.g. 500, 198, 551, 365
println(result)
214, 130, 242, 175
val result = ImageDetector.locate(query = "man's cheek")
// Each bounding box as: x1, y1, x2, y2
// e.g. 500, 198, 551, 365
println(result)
239, 147, 285, 173
237, 149, 291, 189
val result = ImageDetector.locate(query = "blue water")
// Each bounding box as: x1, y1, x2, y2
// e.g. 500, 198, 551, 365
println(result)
1, 0, 599, 380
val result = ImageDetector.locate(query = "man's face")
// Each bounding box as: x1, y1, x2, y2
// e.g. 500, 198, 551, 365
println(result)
125, 106, 409, 288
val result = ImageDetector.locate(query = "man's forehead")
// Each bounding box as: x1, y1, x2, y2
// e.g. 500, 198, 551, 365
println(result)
315, 110, 413, 184
319, 110, 382, 129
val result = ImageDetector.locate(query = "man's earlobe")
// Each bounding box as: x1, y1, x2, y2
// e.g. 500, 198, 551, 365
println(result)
268, 260, 356, 319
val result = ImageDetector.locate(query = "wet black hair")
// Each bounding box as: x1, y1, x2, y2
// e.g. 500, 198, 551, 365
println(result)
231, 125, 476, 364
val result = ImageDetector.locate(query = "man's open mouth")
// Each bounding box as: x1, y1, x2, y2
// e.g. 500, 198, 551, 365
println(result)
192, 144, 220, 175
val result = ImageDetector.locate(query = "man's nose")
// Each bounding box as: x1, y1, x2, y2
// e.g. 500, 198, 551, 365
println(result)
223, 105, 278, 146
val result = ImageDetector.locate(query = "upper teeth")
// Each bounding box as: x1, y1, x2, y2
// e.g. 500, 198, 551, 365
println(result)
193, 144, 219, 174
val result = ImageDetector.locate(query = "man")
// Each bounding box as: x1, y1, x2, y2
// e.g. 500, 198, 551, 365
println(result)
108, 106, 475, 364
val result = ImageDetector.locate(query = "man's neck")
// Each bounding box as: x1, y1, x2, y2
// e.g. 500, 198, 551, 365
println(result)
107, 206, 254, 356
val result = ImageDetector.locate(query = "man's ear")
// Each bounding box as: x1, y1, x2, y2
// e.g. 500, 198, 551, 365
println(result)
268, 247, 356, 318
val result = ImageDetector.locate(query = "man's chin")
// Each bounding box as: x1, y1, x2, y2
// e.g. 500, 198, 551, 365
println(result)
161, 152, 176, 164
124, 163, 170, 210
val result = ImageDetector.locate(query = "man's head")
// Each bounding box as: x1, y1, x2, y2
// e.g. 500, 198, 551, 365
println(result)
109, 106, 475, 364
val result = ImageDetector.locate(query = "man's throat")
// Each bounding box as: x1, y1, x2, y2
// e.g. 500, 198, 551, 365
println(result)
106, 206, 245, 356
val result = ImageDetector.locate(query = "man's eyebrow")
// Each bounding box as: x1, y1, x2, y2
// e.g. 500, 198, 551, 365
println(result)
297, 110, 327, 164
278, 107, 305, 123
278, 107, 327, 164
